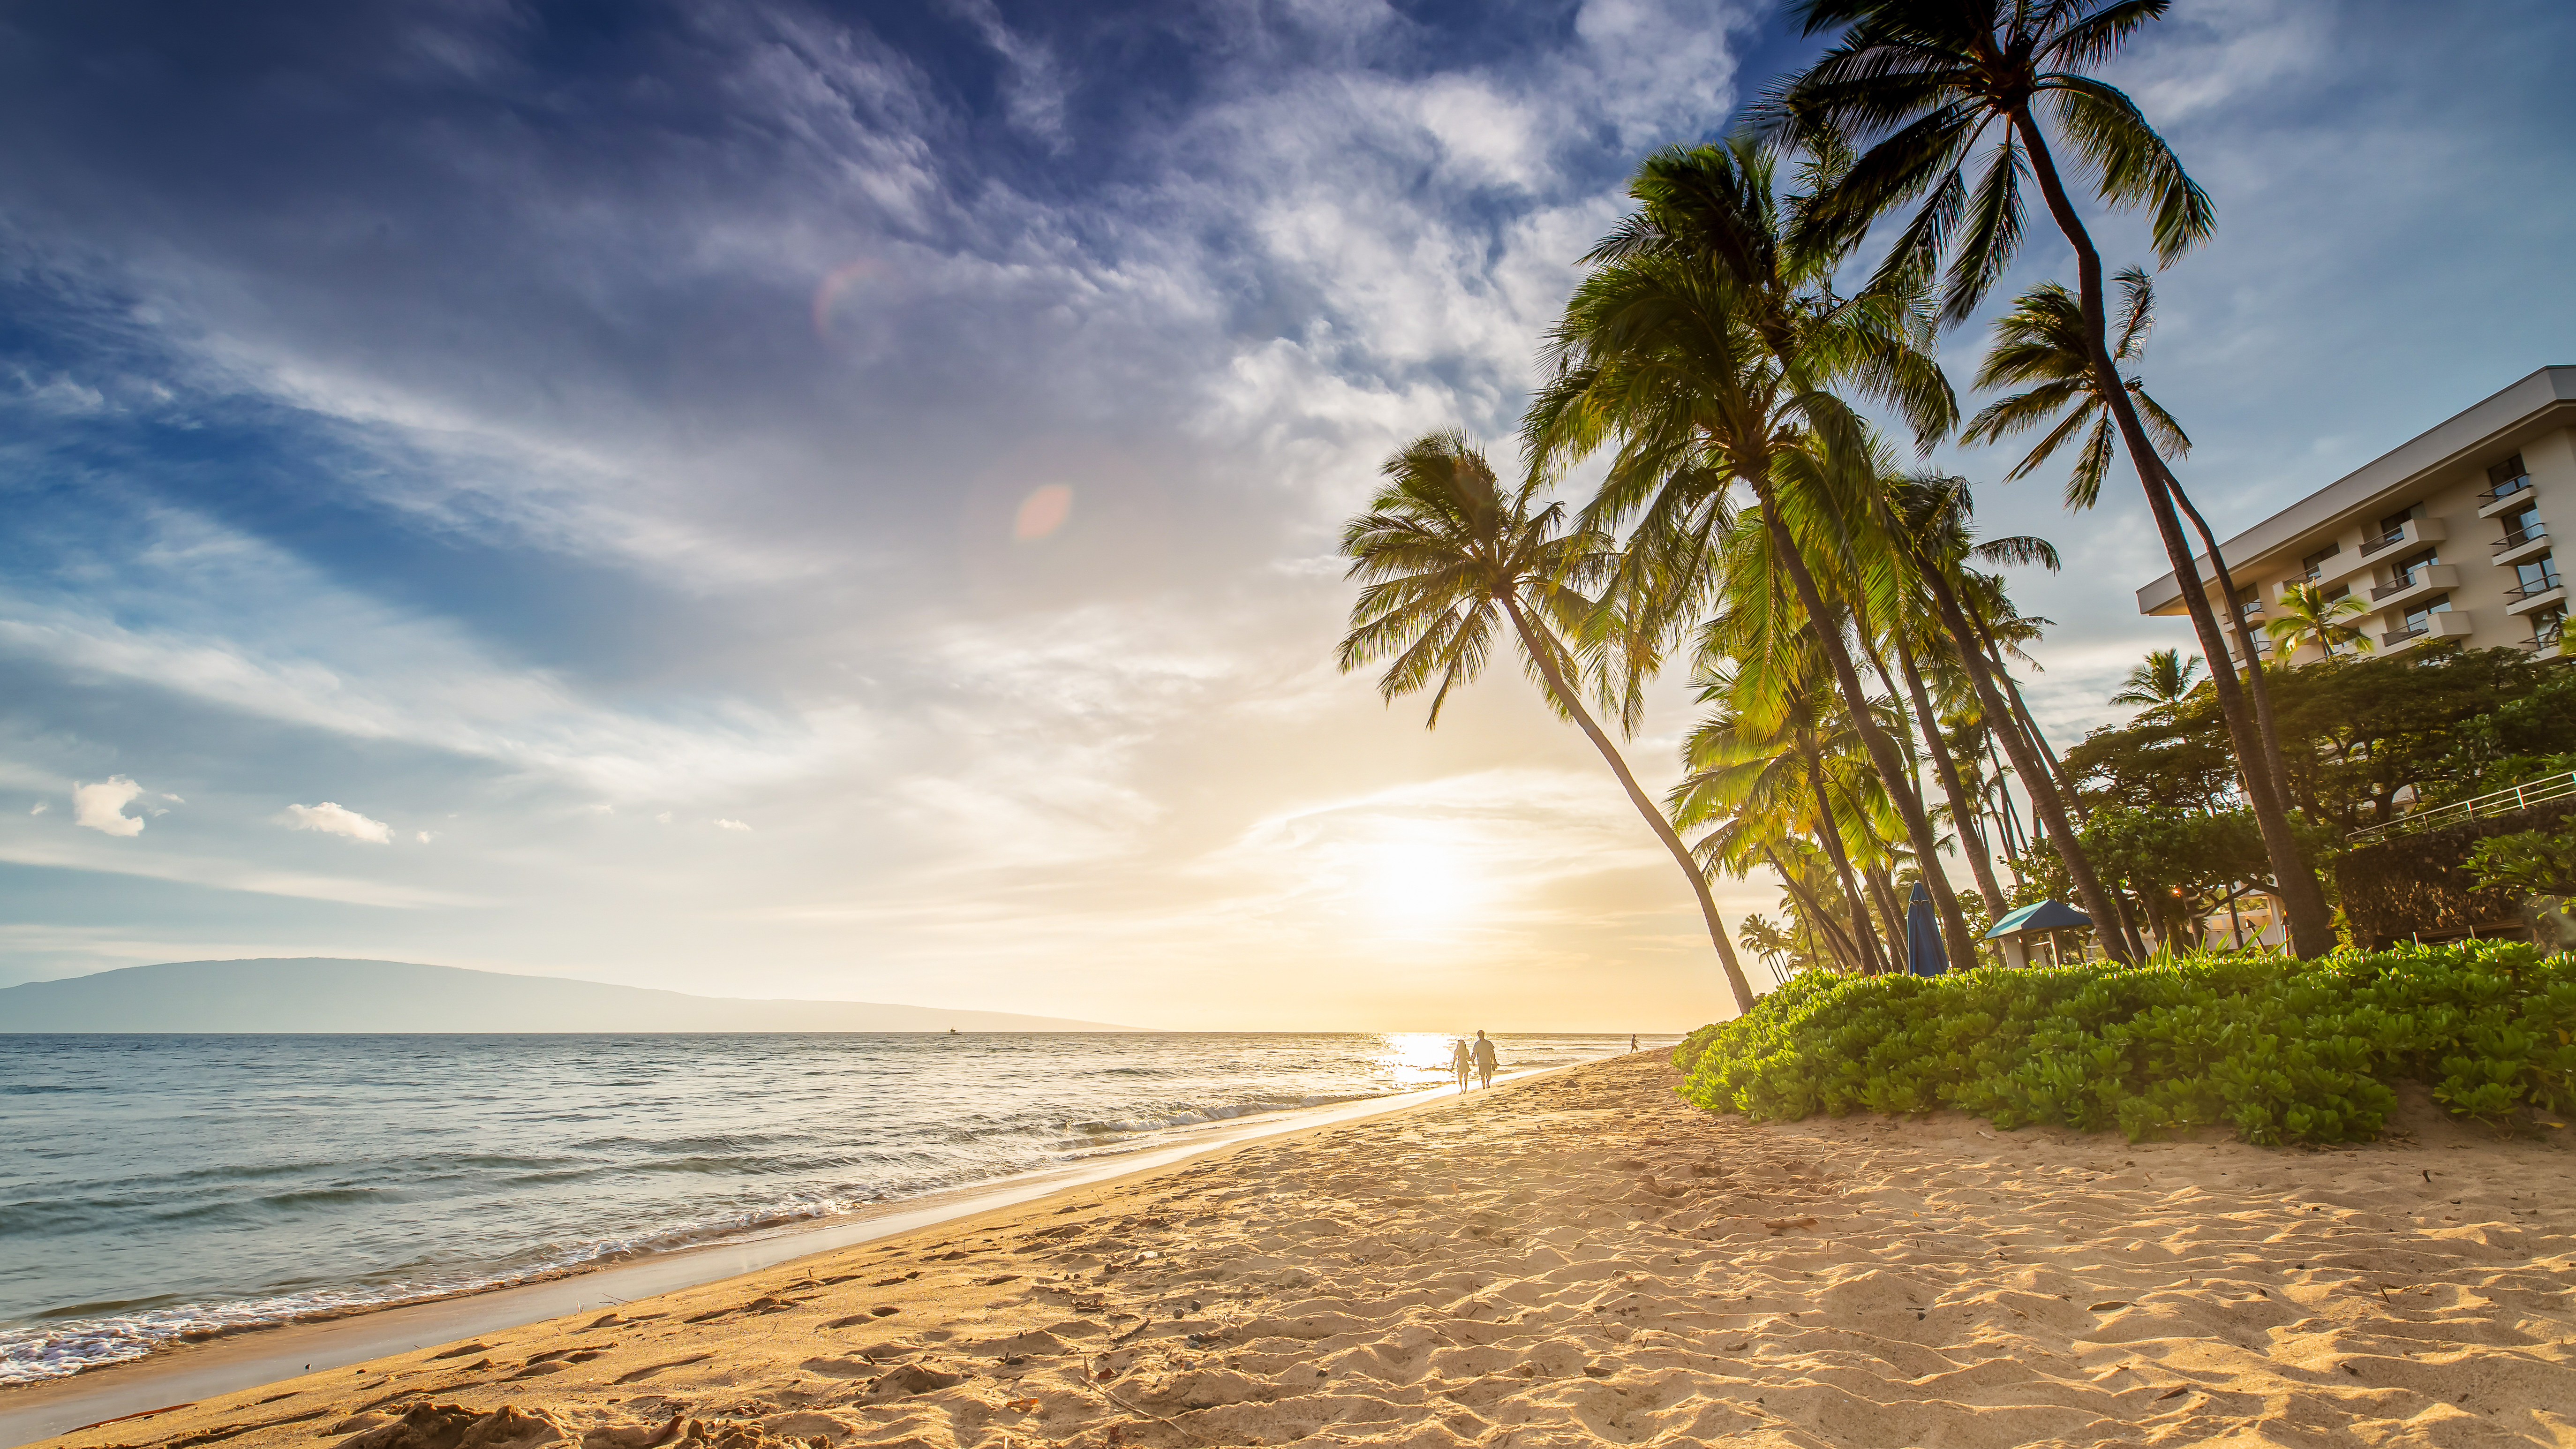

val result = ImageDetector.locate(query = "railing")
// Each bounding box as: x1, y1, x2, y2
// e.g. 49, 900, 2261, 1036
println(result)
2381, 623, 2428, 648
2480, 476, 2532, 507
2372, 575, 2430, 602
2349, 770, 2576, 846
2358, 528, 2412, 558
2508, 578, 2564, 601
2495, 523, 2549, 555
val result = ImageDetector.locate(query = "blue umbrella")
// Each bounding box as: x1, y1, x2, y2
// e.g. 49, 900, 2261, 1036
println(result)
1905, 879, 1948, 976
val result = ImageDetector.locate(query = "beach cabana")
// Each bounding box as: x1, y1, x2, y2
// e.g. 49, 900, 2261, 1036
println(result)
1983, 898, 2094, 969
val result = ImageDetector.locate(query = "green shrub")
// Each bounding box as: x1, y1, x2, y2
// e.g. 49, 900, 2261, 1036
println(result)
1674, 942, 2576, 1145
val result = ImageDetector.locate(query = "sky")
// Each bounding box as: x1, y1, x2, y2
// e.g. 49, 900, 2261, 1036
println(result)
4, 0, 2574, 1030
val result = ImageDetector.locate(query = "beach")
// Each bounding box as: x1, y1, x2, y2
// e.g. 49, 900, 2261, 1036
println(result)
15, 1050, 2576, 1449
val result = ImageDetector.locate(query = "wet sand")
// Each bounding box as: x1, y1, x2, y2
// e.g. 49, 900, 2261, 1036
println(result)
17, 1052, 2576, 1449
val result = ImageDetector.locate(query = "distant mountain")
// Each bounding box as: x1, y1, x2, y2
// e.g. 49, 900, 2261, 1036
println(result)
0, 958, 1143, 1033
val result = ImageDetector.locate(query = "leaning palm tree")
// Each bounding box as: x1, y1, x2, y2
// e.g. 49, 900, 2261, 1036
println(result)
2109, 648, 2203, 713
1737, 913, 1800, 984
1336, 430, 1759, 1014
1765, 0, 2335, 959
1959, 268, 2300, 825
2266, 581, 2374, 661
1881, 473, 2134, 955
1522, 138, 1992, 971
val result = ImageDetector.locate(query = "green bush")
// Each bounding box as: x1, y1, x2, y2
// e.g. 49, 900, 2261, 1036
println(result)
1675, 942, 2576, 1144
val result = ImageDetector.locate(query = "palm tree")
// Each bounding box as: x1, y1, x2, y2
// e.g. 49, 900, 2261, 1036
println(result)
2109, 648, 2203, 713
1737, 913, 1800, 984
1336, 430, 1760, 1014
1959, 268, 2300, 824
2266, 581, 2374, 661
1521, 138, 1992, 971
1879, 473, 2136, 953
1766, 0, 2336, 959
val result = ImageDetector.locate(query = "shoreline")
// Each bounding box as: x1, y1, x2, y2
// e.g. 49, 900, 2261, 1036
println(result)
0, 1060, 1582, 1446
18, 1053, 2575, 1449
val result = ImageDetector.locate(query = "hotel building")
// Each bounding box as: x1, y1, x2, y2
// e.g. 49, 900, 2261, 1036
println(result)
2135, 366, 2576, 665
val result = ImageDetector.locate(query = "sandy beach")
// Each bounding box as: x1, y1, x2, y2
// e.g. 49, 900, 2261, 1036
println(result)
17, 1051, 2576, 1449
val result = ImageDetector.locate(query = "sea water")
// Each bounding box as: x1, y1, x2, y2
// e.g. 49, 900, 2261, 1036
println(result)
0, 1031, 1656, 1384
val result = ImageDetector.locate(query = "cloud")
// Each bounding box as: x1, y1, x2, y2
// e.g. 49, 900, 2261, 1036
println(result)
713, 818, 751, 832
71, 776, 148, 836
28, 802, 45, 815
279, 801, 394, 844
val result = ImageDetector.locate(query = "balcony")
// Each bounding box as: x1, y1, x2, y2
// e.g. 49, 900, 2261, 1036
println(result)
2507, 580, 2566, 617
2318, 519, 2444, 587
2494, 522, 2553, 566
2358, 516, 2448, 558
2380, 610, 2474, 653
2368, 563, 2458, 610
2478, 475, 2536, 518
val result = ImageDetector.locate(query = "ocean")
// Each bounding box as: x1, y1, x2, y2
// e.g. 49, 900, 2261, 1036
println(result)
0, 1030, 1657, 1386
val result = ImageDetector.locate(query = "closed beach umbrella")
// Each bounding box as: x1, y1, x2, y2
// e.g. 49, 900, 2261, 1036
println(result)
1905, 879, 1948, 976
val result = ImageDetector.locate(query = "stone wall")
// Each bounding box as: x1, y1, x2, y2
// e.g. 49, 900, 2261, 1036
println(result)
2333, 798, 2576, 948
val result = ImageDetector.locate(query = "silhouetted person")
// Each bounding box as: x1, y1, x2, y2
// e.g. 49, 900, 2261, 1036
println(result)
1471, 1030, 1498, 1089
1449, 1037, 1472, 1092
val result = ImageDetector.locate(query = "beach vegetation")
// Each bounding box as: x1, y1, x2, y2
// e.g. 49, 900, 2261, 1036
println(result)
1672, 940, 2576, 1143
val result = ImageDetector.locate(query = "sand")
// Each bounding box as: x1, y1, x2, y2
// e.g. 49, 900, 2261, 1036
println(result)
18, 1052, 2576, 1449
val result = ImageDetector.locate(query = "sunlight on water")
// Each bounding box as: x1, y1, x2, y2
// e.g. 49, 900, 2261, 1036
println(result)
0, 1030, 1667, 1385
1373, 1032, 1465, 1089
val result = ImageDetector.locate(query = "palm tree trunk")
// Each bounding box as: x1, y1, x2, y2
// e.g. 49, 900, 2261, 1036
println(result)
1865, 864, 1909, 970
1919, 561, 2132, 959
1964, 602, 2089, 823
2009, 107, 2336, 961
1499, 598, 1759, 1012
2162, 465, 2295, 820
1898, 640, 2007, 914
1762, 845, 1864, 972
1795, 724, 1888, 974
1751, 491, 1984, 970
1980, 734, 2027, 866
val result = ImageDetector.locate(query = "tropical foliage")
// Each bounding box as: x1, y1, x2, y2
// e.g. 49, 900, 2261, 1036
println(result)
1673, 942, 2576, 1143
1329, 0, 2425, 1012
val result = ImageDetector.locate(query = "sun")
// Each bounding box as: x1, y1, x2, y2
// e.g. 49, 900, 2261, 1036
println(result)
1367, 841, 1479, 925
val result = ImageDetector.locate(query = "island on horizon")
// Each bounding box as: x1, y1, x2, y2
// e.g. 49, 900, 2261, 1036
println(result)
0, 958, 1144, 1034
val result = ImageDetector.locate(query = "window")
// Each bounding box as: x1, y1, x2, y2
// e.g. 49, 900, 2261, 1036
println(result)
2487, 454, 2531, 505
2534, 604, 2566, 649
2300, 543, 2340, 581
2234, 586, 2260, 616
2503, 504, 2545, 547
2402, 594, 2452, 633
2516, 555, 2560, 594
2324, 583, 2351, 603
2377, 503, 2424, 540
2395, 549, 2439, 584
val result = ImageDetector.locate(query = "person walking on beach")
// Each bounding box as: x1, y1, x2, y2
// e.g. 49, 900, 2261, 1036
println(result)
1471, 1030, 1498, 1090
1448, 1037, 1472, 1092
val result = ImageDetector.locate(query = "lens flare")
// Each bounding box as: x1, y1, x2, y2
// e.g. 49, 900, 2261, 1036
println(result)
1014, 483, 1074, 540
811, 258, 884, 340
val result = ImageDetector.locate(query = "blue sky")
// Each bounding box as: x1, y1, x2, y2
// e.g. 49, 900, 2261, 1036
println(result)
4, 0, 2573, 1028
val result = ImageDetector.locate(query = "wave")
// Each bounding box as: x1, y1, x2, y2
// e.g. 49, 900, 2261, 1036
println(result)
0, 1033, 1645, 1386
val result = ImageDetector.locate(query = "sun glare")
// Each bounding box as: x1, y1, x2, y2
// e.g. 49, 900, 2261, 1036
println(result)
1367, 841, 1479, 925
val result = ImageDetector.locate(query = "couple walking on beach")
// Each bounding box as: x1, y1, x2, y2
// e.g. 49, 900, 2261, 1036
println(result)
1449, 1031, 1498, 1091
